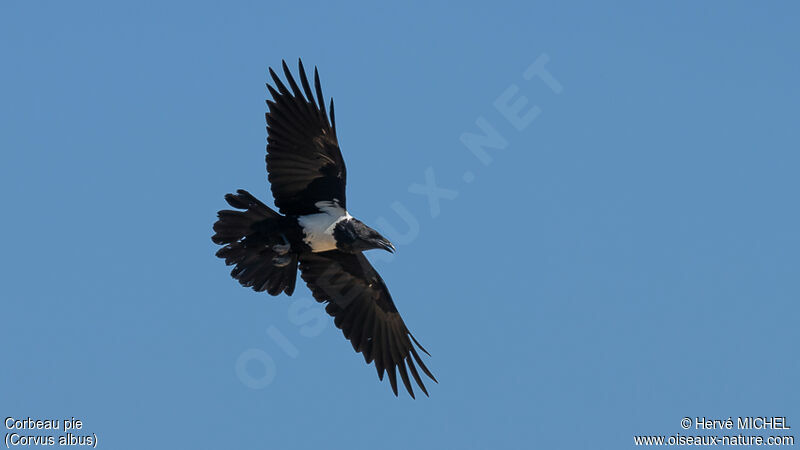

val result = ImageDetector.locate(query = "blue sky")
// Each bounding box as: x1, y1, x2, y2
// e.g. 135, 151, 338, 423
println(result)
2, 2, 798, 449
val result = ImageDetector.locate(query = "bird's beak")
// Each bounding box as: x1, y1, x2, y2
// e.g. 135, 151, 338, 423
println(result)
377, 238, 396, 253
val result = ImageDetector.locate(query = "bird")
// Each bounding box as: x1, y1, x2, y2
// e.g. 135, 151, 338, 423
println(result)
211, 59, 436, 398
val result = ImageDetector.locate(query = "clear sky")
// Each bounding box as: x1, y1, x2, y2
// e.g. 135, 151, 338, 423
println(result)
2, 2, 798, 449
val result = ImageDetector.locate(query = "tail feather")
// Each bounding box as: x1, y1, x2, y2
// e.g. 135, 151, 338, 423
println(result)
212, 190, 298, 296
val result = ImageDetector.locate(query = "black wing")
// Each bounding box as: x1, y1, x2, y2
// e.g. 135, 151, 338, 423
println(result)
266, 59, 346, 216
299, 251, 437, 398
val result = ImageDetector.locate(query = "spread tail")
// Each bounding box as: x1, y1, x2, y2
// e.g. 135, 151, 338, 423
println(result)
212, 189, 298, 296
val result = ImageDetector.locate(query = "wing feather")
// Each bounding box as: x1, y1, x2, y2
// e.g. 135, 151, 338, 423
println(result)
265, 59, 346, 215
298, 251, 436, 397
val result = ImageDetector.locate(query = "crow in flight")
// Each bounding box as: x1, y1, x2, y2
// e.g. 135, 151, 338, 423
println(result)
212, 60, 436, 397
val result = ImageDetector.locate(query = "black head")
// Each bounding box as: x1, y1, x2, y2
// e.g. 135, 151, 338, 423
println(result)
333, 218, 395, 253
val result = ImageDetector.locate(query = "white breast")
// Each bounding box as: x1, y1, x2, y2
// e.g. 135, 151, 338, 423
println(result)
297, 200, 351, 252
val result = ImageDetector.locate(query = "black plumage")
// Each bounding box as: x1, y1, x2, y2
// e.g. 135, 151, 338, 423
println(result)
265, 60, 346, 216
212, 59, 436, 397
299, 251, 436, 397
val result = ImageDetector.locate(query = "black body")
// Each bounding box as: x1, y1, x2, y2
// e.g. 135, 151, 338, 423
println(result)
212, 60, 436, 398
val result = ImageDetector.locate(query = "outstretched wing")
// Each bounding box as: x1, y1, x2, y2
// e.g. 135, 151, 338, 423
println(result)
266, 59, 346, 216
298, 251, 437, 398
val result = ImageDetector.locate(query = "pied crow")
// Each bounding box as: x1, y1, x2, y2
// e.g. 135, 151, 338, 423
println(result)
212, 59, 436, 398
